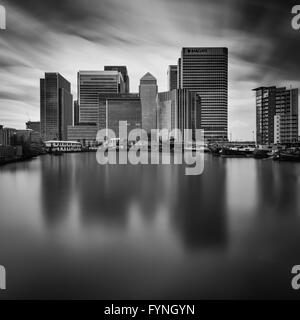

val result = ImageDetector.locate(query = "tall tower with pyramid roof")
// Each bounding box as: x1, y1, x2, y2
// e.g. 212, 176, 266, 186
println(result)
139, 73, 158, 134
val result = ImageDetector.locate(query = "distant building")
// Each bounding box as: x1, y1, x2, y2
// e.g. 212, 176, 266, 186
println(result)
11, 129, 43, 157
26, 121, 40, 133
78, 70, 125, 125
0, 125, 3, 146
167, 65, 177, 91
139, 72, 158, 134
0, 126, 16, 146
178, 47, 228, 142
40, 73, 73, 141
104, 66, 130, 93
253, 86, 298, 145
74, 100, 79, 126
177, 58, 181, 91
98, 93, 142, 139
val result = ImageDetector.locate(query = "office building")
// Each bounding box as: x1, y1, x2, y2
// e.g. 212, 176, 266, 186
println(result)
157, 91, 175, 132
74, 100, 79, 125
78, 70, 125, 125
104, 66, 130, 93
167, 65, 177, 91
139, 72, 158, 134
26, 121, 41, 133
0, 125, 4, 146
99, 93, 142, 138
178, 47, 228, 141
254, 86, 299, 145
177, 58, 181, 91
40, 73, 73, 141
157, 89, 201, 140
0, 126, 16, 146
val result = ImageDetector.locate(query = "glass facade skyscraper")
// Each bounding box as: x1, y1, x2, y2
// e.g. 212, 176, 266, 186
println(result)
157, 89, 200, 140
40, 73, 73, 141
104, 66, 130, 93
178, 47, 228, 142
167, 65, 177, 91
78, 71, 125, 125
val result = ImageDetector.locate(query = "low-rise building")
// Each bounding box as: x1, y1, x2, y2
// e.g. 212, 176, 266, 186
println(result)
26, 121, 41, 134
45, 140, 82, 152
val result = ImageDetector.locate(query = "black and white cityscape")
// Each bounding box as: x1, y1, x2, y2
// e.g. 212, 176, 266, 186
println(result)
1, 0, 300, 302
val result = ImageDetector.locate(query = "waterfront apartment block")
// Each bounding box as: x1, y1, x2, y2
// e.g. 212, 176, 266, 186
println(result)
178, 47, 228, 142
40, 73, 73, 141
274, 87, 298, 144
139, 73, 158, 134
78, 70, 125, 125
98, 93, 142, 139
167, 65, 178, 91
254, 86, 299, 145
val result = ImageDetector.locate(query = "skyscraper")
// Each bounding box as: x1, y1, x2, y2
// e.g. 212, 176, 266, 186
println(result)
73, 100, 79, 126
167, 65, 177, 91
254, 86, 299, 145
139, 72, 158, 134
177, 58, 181, 91
78, 70, 125, 125
40, 73, 73, 141
157, 89, 200, 140
178, 47, 228, 142
104, 66, 130, 93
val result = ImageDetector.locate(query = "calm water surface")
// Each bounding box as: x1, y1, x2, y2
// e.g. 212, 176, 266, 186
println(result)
1, 153, 300, 299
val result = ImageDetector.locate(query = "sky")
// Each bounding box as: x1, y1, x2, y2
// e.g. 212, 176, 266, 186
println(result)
0, 0, 299, 140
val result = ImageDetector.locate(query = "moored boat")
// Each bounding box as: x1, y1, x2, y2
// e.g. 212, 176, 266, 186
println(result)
253, 148, 271, 159
273, 151, 300, 162
220, 147, 248, 158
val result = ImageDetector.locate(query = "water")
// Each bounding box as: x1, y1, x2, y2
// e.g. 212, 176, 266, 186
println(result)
1, 153, 300, 299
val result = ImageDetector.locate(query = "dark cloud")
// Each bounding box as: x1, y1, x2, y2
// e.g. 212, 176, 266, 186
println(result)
230, 0, 300, 79
0, 0, 299, 137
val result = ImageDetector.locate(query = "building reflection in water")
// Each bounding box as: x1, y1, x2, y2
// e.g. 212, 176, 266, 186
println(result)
39, 152, 227, 251
257, 161, 300, 216
172, 155, 227, 250
3, 152, 300, 299
40, 154, 74, 226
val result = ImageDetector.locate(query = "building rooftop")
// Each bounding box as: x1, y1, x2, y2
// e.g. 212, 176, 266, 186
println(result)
140, 72, 156, 81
